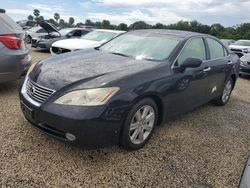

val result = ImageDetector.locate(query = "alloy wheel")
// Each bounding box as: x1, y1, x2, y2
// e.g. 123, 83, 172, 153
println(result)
222, 80, 232, 103
129, 105, 155, 145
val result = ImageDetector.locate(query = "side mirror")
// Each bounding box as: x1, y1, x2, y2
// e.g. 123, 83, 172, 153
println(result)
180, 57, 202, 69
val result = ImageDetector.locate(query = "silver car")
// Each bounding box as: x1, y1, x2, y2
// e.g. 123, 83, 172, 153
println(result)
240, 54, 250, 76
0, 9, 31, 83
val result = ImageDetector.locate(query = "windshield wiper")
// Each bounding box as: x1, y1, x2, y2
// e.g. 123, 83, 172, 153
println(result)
110, 52, 130, 57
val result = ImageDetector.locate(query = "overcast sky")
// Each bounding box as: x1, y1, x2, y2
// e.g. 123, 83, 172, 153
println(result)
1, 0, 250, 26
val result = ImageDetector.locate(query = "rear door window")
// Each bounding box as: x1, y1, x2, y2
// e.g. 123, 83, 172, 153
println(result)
207, 38, 226, 59
73, 30, 82, 37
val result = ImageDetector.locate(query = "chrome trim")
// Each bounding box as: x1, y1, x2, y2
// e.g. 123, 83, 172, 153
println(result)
203, 67, 211, 72
171, 36, 230, 69
21, 77, 55, 107
21, 78, 41, 107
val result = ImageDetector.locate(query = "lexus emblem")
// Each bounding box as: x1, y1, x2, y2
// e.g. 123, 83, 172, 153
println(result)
57, 48, 63, 54
30, 86, 36, 94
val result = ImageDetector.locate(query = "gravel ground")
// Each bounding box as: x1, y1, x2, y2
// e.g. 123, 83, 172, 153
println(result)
0, 47, 250, 188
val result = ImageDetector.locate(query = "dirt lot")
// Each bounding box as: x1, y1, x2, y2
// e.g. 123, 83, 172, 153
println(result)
0, 47, 250, 188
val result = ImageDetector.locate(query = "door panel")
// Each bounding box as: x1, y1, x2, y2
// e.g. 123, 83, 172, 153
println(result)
165, 37, 209, 117
204, 38, 231, 100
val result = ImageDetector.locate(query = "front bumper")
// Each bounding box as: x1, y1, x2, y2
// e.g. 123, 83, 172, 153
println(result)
19, 79, 128, 148
31, 38, 52, 50
240, 64, 250, 76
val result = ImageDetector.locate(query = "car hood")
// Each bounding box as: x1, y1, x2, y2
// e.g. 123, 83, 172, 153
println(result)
38, 21, 59, 34
52, 39, 102, 50
229, 45, 250, 50
30, 49, 161, 90
241, 54, 250, 61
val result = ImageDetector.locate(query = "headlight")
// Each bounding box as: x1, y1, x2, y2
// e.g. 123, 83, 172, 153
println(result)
54, 87, 120, 106
241, 60, 247, 65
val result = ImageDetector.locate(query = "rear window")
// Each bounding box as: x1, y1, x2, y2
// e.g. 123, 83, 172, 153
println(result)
0, 14, 22, 34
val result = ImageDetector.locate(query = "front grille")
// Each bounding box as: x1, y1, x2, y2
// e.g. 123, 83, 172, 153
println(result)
240, 67, 250, 73
37, 43, 47, 49
51, 46, 71, 54
26, 79, 55, 104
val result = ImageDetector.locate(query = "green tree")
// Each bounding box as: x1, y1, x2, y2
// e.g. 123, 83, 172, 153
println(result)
36, 16, 44, 22
27, 15, 34, 21
59, 19, 65, 25
209, 23, 225, 37
85, 19, 95, 26
101, 20, 110, 29
129, 21, 151, 30
33, 9, 40, 18
69, 17, 75, 26
117, 23, 128, 31
54, 13, 60, 23
153, 23, 165, 29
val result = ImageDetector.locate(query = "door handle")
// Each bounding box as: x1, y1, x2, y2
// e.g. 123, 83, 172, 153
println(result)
227, 61, 233, 65
203, 67, 211, 72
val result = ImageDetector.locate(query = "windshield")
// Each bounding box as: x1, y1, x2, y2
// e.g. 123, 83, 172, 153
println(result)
81, 30, 118, 42
29, 27, 41, 32
99, 33, 181, 61
234, 40, 250, 46
59, 29, 73, 36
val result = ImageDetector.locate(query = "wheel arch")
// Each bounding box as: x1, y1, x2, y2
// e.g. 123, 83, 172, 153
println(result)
132, 93, 165, 126
230, 73, 236, 89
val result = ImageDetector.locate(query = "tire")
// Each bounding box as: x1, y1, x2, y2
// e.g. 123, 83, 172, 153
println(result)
212, 77, 234, 106
25, 36, 31, 44
120, 98, 158, 150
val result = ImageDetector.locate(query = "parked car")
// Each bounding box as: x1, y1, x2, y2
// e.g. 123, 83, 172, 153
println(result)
220, 39, 235, 46
0, 9, 31, 83
17, 20, 38, 30
239, 155, 250, 188
25, 26, 47, 44
50, 29, 125, 55
229, 40, 250, 58
19, 29, 240, 150
31, 21, 91, 51
240, 54, 250, 76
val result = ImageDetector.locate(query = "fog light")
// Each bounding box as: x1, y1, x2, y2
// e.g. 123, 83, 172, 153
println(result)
65, 133, 76, 141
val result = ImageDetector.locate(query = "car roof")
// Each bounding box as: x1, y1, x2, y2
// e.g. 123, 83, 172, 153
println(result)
95, 29, 126, 34
128, 29, 209, 39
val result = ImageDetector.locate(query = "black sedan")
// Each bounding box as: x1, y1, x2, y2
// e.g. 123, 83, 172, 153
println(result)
19, 30, 240, 150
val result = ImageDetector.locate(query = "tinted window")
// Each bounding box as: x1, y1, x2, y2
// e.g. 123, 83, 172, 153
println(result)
81, 30, 89, 35
73, 30, 82, 37
207, 38, 225, 59
178, 38, 206, 65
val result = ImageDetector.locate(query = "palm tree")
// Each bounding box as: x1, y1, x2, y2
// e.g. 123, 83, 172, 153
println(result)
69, 17, 75, 26
27, 15, 34, 21
54, 13, 60, 23
33, 9, 40, 18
